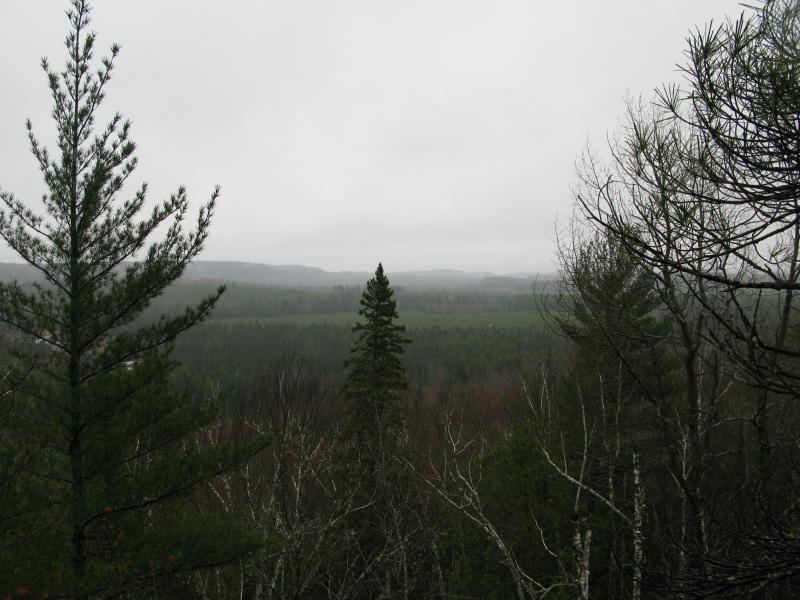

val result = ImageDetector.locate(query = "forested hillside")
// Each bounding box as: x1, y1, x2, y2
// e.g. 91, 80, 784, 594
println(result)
1, 0, 800, 599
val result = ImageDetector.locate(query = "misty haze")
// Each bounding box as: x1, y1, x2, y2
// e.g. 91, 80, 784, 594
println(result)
0, 1, 798, 598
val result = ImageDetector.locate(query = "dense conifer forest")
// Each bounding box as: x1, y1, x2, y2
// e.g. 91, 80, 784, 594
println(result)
2, 0, 800, 598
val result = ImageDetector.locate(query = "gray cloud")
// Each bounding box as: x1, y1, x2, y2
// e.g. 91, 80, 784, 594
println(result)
0, 0, 742, 273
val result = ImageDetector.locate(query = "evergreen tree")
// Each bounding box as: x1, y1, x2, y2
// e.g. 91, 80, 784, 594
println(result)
552, 230, 669, 391
341, 263, 414, 597
343, 262, 410, 449
0, 2, 261, 597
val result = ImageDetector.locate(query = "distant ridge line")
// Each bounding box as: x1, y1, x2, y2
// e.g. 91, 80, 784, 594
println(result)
0, 261, 548, 289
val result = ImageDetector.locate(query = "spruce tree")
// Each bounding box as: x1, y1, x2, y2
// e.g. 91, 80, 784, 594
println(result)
0, 2, 260, 597
343, 262, 410, 450
341, 263, 413, 596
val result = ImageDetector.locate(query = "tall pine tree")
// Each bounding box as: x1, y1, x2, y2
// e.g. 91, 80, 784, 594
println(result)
341, 263, 413, 597
343, 262, 410, 451
0, 2, 261, 597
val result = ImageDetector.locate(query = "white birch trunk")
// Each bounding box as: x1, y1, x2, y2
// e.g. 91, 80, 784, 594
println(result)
632, 450, 644, 600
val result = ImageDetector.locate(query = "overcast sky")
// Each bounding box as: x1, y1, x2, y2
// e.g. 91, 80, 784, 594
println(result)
0, 1, 743, 274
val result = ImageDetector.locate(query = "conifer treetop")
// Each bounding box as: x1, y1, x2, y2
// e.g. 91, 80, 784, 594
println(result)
345, 262, 410, 404
0, 0, 222, 363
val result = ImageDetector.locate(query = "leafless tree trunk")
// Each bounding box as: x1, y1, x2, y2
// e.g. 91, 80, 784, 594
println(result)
632, 449, 644, 600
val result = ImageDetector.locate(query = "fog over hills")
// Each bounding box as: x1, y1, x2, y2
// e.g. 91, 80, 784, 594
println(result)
0, 261, 548, 290
179, 261, 543, 290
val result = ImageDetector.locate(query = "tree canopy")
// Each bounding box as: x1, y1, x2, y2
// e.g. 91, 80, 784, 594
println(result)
0, 2, 261, 597
343, 262, 410, 446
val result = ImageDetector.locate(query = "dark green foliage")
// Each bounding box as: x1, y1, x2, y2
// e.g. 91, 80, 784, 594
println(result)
343, 263, 411, 442
550, 231, 668, 378
444, 429, 576, 599
555, 233, 660, 345
550, 231, 673, 430
337, 264, 415, 597
0, 2, 261, 596
172, 319, 556, 393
